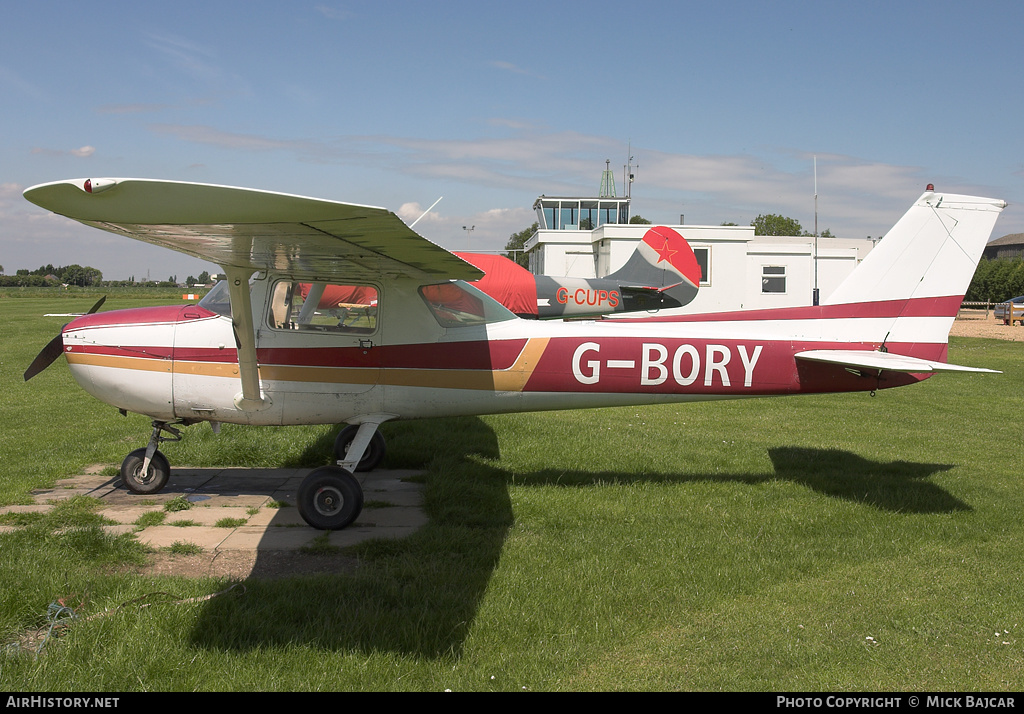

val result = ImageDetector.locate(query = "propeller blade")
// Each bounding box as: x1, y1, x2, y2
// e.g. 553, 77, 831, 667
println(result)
23, 296, 106, 381
23, 333, 65, 381
86, 296, 106, 314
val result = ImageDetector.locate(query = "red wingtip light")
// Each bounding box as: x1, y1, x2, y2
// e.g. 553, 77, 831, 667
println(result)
82, 178, 115, 194
926, 184, 935, 191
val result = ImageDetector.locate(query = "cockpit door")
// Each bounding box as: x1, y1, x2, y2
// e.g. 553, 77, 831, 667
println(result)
255, 279, 382, 397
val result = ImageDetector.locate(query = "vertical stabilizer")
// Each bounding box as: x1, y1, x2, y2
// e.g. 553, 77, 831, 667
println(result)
606, 226, 703, 303
824, 190, 1005, 307
820, 189, 1005, 356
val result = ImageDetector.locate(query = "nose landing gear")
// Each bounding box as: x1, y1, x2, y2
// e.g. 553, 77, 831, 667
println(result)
120, 420, 182, 494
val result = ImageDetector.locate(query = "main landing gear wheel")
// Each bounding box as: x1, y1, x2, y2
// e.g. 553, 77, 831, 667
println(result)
120, 448, 170, 494
333, 424, 386, 472
297, 466, 364, 530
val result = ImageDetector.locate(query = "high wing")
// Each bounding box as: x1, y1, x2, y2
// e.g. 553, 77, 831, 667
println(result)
24, 177, 484, 412
795, 349, 1001, 374
22, 178, 483, 283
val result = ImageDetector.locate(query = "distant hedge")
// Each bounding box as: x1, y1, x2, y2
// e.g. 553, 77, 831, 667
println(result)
0, 275, 59, 287
965, 257, 1024, 303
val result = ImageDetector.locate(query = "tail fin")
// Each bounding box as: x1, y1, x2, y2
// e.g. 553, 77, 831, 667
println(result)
825, 189, 1005, 307
607, 226, 702, 305
822, 188, 1005, 358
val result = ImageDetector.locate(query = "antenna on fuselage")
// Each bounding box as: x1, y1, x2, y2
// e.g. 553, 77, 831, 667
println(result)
409, 196, 443, 229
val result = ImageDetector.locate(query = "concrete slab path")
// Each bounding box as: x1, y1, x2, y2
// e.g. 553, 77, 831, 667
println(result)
1, 465, 427, 553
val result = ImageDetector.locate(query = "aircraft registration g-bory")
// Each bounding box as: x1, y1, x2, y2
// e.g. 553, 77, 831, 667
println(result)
23, 178, 1006, 530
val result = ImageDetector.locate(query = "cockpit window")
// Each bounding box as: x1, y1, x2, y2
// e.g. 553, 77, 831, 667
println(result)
268, 281, 378, 333
198, 280, 233, 317
418, 280, 517, 328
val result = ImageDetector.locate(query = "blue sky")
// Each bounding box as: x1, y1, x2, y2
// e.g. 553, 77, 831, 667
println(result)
2, 0, 1023, 280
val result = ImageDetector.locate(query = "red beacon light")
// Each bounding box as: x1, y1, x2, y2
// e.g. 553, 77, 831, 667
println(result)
926, 184, 935, 191
83, 178, 116, 194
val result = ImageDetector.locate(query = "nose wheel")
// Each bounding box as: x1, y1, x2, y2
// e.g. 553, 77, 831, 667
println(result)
120, 448, 170, 494
119, 420, 181, 494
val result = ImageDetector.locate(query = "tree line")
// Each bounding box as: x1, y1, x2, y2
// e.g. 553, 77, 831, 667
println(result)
0, 263, 198, 288
965, 257, 1024, 303
0, 263, 104, 287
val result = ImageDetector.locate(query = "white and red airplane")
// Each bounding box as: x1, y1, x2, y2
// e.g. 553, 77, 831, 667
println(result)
22, 178, 1006, 530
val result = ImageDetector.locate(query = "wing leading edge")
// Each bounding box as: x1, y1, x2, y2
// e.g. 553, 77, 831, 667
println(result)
23, 178, 483, 283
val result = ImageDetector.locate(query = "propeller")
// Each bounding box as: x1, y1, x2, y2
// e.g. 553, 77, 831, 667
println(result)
24, 296, 106, 381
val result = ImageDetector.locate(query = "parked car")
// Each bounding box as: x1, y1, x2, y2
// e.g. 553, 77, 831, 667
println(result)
995, 296, 1024, 325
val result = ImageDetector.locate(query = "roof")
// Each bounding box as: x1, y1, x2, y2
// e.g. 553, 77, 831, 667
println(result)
987, 233, 1024, 246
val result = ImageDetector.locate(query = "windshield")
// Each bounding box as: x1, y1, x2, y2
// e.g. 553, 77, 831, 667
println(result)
198, 280, 233, 317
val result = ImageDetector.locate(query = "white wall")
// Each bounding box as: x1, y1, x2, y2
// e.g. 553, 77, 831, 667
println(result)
526, 224, 869, 314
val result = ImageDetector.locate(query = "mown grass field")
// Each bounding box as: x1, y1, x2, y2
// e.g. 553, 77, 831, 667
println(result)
1, 295, 1022, 691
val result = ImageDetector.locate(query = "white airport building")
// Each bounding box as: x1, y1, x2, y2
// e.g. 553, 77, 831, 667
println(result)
523, 192, 876, 314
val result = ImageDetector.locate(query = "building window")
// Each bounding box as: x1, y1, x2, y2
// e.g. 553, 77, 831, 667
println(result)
693, 247, 711, 286
761, 265, 786, 294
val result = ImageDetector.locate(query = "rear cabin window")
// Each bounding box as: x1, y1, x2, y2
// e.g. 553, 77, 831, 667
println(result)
268, 281, 378, 333
418, 280, 516, 328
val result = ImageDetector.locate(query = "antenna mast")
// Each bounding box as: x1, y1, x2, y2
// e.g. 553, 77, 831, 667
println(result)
623, 143, 636, 199
600, 159, 616, 198
813, 156, 819, 306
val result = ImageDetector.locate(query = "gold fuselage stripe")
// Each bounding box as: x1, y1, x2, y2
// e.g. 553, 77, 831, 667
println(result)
66, 337, 550, 391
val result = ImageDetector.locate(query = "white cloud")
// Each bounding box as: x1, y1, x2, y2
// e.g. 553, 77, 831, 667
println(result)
142, 121, 1005, 240
149, 124, 302, 153
96, 103, 170, 115
29, 146, 96, 159
0, 65, 48, 102
315, 5, 353, 21
490, 61, 546, 81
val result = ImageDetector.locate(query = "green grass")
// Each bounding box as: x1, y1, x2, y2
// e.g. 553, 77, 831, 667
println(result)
1, 297, 1023, 690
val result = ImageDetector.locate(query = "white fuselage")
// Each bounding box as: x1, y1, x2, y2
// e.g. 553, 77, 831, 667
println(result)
61, 274, 938, 427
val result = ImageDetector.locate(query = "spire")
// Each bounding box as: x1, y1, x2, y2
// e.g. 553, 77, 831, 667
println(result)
599, 159, 616, 198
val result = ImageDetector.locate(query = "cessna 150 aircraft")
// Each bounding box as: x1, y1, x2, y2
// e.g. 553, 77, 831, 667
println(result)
22, 178, 1006, 530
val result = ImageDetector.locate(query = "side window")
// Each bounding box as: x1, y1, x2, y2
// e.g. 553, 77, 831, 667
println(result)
761, 265, 787, 294
269, 281, 378, 333
692, 247, 711, 286
419, 281, 516, 328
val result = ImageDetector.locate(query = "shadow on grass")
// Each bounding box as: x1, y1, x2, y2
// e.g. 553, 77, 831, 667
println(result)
189, 416, 512, 658
508, 446, 966, 514
767, 446, 965, 513
188, 425, 964, 658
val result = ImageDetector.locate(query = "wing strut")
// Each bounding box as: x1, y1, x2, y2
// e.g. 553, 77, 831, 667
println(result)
224, 266, 269, 411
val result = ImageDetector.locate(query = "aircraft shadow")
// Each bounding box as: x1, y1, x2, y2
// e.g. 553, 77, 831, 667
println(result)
506, 447, 966, 514
189, 424, 965, 658
189, 415, 511, 658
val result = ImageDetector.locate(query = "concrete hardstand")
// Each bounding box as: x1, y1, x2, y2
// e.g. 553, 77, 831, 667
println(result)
1, 465, 427, 552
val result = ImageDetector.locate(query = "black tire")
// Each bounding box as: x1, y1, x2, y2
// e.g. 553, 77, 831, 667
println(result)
297, 466, 364, 530
121, 448, 171, 494
333, 425, 386, 472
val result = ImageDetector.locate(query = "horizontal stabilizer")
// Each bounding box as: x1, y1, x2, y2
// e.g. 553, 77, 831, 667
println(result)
795, 349, 1000, 374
